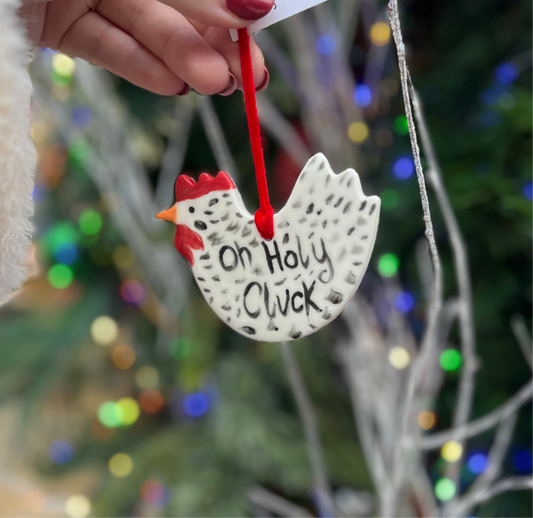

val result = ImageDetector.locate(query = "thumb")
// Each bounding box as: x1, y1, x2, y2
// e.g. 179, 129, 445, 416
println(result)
160, 0, 275, 29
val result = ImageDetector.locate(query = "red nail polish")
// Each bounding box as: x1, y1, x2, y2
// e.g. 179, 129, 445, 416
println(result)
255, 66, 270, 92
177, 83, 191, 96
218, 73, 237, 97
226, 0, 275, 20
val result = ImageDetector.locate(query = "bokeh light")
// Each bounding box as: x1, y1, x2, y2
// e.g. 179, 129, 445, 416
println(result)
112, 245, 135, 268
90, 316, 118, 346
316, 35, 336, 55
112, 344, 136, 370
71, 106, 92, 127
31, 121, 49, 144
184, 392, 209, 417
109, 453, 133, 477
69, 140, 89, 167
139, 390, 165, 414
513, 450, 533, 473
417, 410, 436, 430
370, 22, 391, 46
378, 253, 399, 277
393, 157, 415, 180
49, 440, 73, 464
353, 84, 372, 107
136, 366, 160, 389
52, 54, 76, 78
439, 349, 462, 371
97, 401, 124, 428
141, 479, 167, 506
79, 209, 103, 236
48, 264, 74, 289
496, 62, 518, 84
65, 495, 91, 518
441, 441, 463, 462
434, 478, 456, 501
395, 292, 415, 313
169, 338, 192, 360
117, 398, 140, 426
380, 188, 399, 210
388, 347, 410, 369
120, 280, 147, 305
55, 243, 78, 265
348, 122, 369, 143
467, 453, 488, 474
523, 182, 532, 201
393, 115, 409, 135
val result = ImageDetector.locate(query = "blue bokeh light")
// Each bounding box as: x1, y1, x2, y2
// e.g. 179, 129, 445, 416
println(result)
395, 292, 415, 313
49, 440, 73, 464
316, 35, 336, 56
467, 453, 488, 474
523, 182, 532, 201
55, 243, 78, 265
513, 450, 532, 474
496, 62, 518, 84
184, 393, 209, 417
71, 106, 92, 127
32, 183, 48, 203
393, 157, 414, 180
353, 84, 372, 107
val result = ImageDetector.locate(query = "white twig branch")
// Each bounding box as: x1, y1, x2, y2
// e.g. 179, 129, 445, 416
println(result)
247, 486, 313, 517
418, 379, 533, 449
511, 314, 533, 370
279, 342, 335, 517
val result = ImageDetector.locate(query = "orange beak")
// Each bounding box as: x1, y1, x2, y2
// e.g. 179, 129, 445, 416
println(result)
156, 204, 177, 223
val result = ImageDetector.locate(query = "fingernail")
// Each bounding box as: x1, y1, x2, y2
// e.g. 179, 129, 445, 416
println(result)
226, 0, 275, 20
255, 66, 270, 92
218, 73, 237, 97
177, 83, 191, 96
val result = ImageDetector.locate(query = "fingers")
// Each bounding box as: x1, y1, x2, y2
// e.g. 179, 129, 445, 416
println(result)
96, 0, 233, 95
158, 0, 275, 29
58, 11, 185, 95
198, 26, 267, 90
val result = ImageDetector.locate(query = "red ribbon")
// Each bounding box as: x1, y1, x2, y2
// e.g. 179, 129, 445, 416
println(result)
238, 27, 274, 240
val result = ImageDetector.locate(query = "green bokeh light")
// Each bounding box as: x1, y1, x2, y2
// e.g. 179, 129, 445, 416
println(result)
381, 188, 400, 210
439, 349, 462, 371
79, 209, 103, 236
48, 264, 74, 289
378, 253, 399, 277
69, 140, 89, 168
50, 71, 71, 86
97, 401, 124, 428
393, 115, 409, 135
434, 478, 456, 501
169, 338, 192, 360
41, 222, 78, 256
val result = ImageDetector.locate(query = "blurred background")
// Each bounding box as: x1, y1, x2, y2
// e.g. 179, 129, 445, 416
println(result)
0, 0, 531, 516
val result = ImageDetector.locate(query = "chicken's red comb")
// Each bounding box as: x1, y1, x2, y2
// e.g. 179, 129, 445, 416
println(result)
175, 172, 235, 202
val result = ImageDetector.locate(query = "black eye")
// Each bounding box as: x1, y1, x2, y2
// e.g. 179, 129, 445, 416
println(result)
189, 207, 195, 213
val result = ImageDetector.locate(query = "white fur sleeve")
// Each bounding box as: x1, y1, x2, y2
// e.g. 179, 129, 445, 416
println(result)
0, 0, 36, 303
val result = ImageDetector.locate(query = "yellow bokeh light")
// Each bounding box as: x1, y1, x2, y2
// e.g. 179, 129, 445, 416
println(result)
65, 494, 91, 518
418, 410, 437, 430
112, 344, 136, 370
109, 453, 133, 477
370, 22, 391, 47
31, 122, 49, 145
441, 441, 463, 463
388, 346, 411, 369
348, 122, 369, 143
90, 316, 118, 346
118, 397, 140, 425
52, 54, 76, 78
136, 366, 160, 390
112, 245, 135, 269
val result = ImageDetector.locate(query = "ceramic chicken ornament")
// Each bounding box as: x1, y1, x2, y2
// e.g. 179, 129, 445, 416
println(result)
157, 153, 380, 342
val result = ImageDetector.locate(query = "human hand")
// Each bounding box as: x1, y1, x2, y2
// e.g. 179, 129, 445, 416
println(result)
19, 0, 274, 95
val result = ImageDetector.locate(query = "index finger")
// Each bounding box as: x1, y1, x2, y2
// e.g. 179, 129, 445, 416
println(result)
158, 0, 275, 29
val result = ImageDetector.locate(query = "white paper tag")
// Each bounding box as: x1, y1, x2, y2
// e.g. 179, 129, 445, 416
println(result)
229, 0, 328, 42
